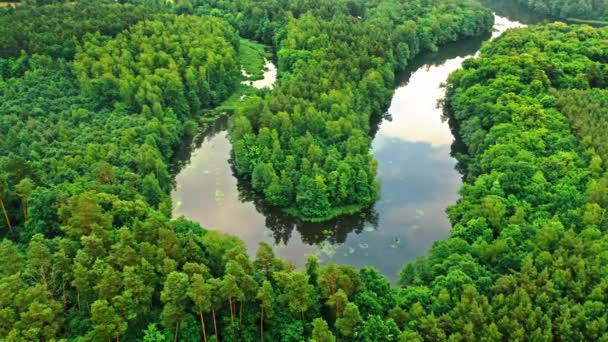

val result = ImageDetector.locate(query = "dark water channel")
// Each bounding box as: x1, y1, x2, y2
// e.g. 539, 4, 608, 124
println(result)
172, 4, 548, 280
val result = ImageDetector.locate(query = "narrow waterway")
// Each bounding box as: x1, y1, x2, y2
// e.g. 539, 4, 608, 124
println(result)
172, 5, 546, 280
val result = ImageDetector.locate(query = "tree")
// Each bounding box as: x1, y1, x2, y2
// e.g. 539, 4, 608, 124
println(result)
72, 250, 94, 312
354, 169, 371, 204
15, 177, 33, 221
142, 324, 165, 342
273, 270, 315, 320
91, 299, 127, 342
61, 192, 111, 239
254, 242, 280, 277
311, 318, 336, 342
327, 289, 348, 319
358, 315, 400, 341
257, 280, 274, 341
174, 0, 194, 15
96, 161, 116, 184
121, 263, 154, 316
306, 255, 320, 285
188, 274, 212, 342
0, 174, 12, 233
27, 234, 51, 288
335, 303, 362, 338
15, 285, 63, 340
320, 264, 338, 296
296, 175, 330, 219
207, 278, 223, 338
142, 173, 164, 208
252, 163, 276, 191
161, 272, 190, 342
223, 251, 257, 329
0, 240, 22, 276
222, 273, 241, 327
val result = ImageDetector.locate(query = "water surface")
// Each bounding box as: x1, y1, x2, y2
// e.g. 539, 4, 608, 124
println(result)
173, 7, 544, 280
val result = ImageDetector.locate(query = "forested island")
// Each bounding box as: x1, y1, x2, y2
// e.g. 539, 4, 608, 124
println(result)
1, 0, 608, 341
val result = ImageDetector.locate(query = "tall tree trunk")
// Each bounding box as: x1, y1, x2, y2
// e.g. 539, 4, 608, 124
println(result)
260, 305, 264, 342
117, 336, 120, 342
212, 309, 218, 338
174, 321, 180, 342
199, 310, 207, 342
77, 290, 81, 312
0, 197, 12, 233
229, 297, 234, 326
301, 310, 305, 321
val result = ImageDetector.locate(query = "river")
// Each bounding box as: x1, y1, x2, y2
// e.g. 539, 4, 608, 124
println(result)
172, 4, 547, 280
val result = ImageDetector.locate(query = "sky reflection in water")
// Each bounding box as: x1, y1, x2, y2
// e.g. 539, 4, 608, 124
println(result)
172, 11, 534, 280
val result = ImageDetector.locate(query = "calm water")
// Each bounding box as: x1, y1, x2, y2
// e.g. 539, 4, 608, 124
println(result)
242, 59, 278, 89
173, 6, 546, 280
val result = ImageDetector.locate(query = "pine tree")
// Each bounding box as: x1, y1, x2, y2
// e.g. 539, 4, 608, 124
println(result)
311, 318, 336, 342
161, 272, 190, 342
256, 280, 274, 341
335, 303, 362, 337
188, 274, 212, 342
91, 299, 127, 342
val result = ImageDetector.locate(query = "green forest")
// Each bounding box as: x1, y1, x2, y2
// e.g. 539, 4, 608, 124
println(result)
498, 0, 608, 22
224, 0, 493, 220
1, 0, 608, 341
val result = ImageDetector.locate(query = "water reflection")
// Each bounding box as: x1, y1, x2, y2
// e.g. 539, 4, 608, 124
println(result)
173, 10, 536, 281
234, 176, 379, 245
376, 41, 488, 147
481, 0, 552, 26
172, 115, 378, 263
242, 59, 278, 89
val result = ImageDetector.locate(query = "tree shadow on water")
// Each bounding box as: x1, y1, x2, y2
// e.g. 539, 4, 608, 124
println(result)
231, 161, 379, 246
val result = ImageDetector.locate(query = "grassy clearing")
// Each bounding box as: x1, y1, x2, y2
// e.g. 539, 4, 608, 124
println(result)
212, 85, 260, 113
197, 38, 271, 125
239, 38, 271, 81
199, 84, 262, 124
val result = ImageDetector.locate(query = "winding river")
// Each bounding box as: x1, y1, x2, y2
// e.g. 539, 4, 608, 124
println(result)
172, 3, 547, 280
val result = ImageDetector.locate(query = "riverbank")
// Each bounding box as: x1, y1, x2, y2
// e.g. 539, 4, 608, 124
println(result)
565, 17, 608, 26
240, 38, 272, 81
170, 38, 273, 175
172, 8, 534, 278
194, 39, 273, 125
285, 203, 372, 223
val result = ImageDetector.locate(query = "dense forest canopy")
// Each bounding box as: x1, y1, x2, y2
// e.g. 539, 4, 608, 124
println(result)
0, 9, 244, 340
2, 0, 608, 341
223, 0, 494, 220
0, 2, 150, 59
399, 22, 608, 340
497, 0, 608, 22
0, 1, 494, 340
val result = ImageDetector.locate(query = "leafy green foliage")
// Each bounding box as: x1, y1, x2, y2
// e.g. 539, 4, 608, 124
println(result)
74, 15, 240, 118
239, 38, 271, 81
0, 2, 150, 59
7, 1, 606, 342
227, 0, 494, 220
396, 23, 608, 340
504, 0, 608, 21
